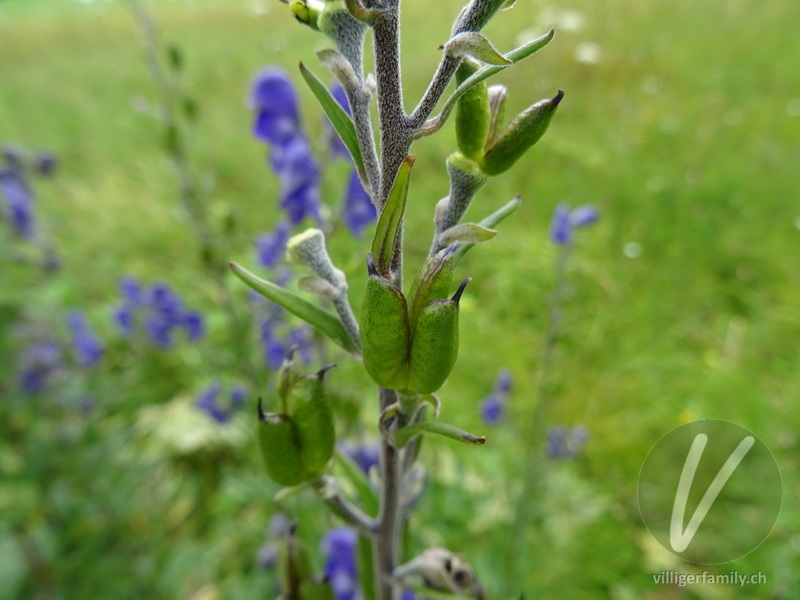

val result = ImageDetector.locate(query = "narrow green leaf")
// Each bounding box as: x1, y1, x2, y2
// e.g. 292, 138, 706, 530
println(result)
438, 223, 497, 246
395, 421, 486, 449
371, 155, 415, 276
299, 61, 366, 181
334, 449, 379, 517
230, 262, 357, 352
414, 29, 555, 139
454, 195, 521, 265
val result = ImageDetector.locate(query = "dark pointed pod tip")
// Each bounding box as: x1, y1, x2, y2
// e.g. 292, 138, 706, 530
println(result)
257, 397, 266, 421
552, 89, 565, 106
315, 363, 337, 379
366, 253, 378, 276
451, 277, 471, 303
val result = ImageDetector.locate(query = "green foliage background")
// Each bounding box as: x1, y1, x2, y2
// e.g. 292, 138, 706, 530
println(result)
1, 0, 798, 598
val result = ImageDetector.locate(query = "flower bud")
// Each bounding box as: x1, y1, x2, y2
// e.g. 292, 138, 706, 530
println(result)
287, 228, 346, 292
480, 90, 564, 176
289, 0, 325, 29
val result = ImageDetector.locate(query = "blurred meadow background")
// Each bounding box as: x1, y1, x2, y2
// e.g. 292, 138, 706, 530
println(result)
1, 0, 799, 598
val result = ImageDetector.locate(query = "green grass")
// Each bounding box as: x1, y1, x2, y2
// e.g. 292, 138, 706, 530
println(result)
2, 0, 799, 598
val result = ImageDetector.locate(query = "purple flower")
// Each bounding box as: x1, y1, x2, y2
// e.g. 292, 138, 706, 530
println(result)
182, 311, 204, 341
549, 203, 599, 246
260, 321, 286, 369
546, 425, 589, 459
342, 170, 376, 238
113, 278, 204, 348
272, 136, 321, 224
35, 152, 57, 177
321, 528, 360, 600
195, 381, 227, 423
120, 277, 142, 305
479, 368, 513, 425
18, 342, 62, 394
0, 168, 35, 238
67, 310, 104, 368
250, 68, 301, 146
287, 327, 313, 364
230, 386, 247, 407
339, 440, 380, 475
480, 395, 504, 425
196, 382, 248, 424
256, 222, 290, 268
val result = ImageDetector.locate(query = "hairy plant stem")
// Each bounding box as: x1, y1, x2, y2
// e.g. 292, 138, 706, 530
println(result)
375, 386, 402, 600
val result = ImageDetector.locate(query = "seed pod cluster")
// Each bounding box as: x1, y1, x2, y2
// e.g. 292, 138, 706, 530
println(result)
360, 246, 470, 394
257, 355, 336, 487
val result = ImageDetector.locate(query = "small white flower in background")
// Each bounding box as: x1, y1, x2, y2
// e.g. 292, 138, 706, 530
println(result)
623, 241, 643, 259
574, 41, 603, 65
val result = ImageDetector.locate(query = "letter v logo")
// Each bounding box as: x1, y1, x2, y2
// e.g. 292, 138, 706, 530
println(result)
669, 433, 755, 553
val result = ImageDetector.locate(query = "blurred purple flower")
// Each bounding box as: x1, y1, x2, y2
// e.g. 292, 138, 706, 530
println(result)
479, 368, 513, 425
181, 311, 204, 341
549, 203, 599, 247
256, 222, 290, 268
195, 381, 227, 423
480, 395, 504, 425
66, 310, 104, 368
113, 278, 204, 348
546, 425, 589, 459
339, 440, 380, 475
230, 386, 247, 407
272, 136, 321, 224
196, 382, 248, 424
250, 68, 301, 146
18, 342, 62, 394
120, 277, 142, 305
287, 326, 313, 364
256, 513, 292, 570
260, 321, 286, 370
342, 170, 376, 238
35, 152, 57, 177
0, 168, 35, 238
321, 528, 361, 600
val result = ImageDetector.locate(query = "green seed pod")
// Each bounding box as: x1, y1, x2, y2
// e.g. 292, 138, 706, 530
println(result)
407, 279, 470, 394
289, 365, 337, 476
257, 399, 307, 487
455, 58, 491, 162
360, 254, 411, 390
480, 90, 564, 176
